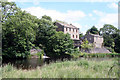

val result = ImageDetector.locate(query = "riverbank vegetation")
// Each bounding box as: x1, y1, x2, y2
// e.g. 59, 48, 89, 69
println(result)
2, 1, 120, 59
71, 52, 120, 58
2, 58, 119, 78
2, 1, 76, 59
1, 1, 120, 79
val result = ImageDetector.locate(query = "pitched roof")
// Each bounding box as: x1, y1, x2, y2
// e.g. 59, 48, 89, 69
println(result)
87, 32, 103, 38
56, 22, 78, 28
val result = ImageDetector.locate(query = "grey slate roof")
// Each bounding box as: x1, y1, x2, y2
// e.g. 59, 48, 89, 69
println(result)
56, 22, 78, 28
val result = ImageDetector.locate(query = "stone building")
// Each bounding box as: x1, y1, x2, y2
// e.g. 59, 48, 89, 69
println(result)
83, 32, 111, 53
55, 22, 80, 48
55, 22, 111, 53
84, 32, 103, 48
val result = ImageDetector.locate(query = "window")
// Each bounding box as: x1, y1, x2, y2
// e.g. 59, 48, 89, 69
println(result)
73, 29, 74, 32
69, 28, 71, 31
73, 35, 74, 38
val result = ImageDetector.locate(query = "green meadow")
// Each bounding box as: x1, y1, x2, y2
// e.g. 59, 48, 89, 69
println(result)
2, 58, 119, 78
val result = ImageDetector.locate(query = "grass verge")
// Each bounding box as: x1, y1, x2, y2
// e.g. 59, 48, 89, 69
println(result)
2, 58, 119, 78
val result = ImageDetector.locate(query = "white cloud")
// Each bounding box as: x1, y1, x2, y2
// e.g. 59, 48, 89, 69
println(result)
107, 3, 118, 9
93, 10, 104, 16
23, 7, 86, 23
99, 14, 117, 24
93, 10, 118, 29
88, 13, 93, 17
72, 22, 82, 29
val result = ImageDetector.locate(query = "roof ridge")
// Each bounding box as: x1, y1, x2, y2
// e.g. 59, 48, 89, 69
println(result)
57, 22, 78, 28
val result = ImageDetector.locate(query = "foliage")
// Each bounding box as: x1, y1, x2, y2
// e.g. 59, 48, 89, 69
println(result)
54, 20, 68, 24
47, 32, 74, 58
69, 48, 81, 58
34, 15, 57, 49
106, 47, 115, 53
2, 2, 38, 58
114, 33, 120, 53
2, 58, 118, 78
35, 16, 75, 58
86, 26, 99, 34
42, 15, 52, 21
2, 2, 75, 59
80, 53, 120, 58
81, 38, 93, 51
100, 24, 120, 53
1, 1, 19, 23
36, 50, 44, 59
69, 52, 119, 58
79, 33, 84, 38
100, 24, 118, 35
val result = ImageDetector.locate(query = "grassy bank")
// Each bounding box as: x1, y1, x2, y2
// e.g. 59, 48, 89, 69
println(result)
71, 52, 120, 58
2, 58, 119, 78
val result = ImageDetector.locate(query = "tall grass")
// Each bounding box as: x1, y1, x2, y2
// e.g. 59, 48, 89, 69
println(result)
2, 58, 119, 78
71, 52, 120, 58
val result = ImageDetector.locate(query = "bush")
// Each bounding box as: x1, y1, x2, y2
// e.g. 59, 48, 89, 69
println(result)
106, 47, 115, 53
46, 32, 74, 58
37, 50, 44, 59
81, 53, 119, 58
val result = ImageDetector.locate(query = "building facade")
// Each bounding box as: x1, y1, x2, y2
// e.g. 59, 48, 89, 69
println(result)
55, 22, 110, 53
84, 32, 103, 48
55, 22, 80, 47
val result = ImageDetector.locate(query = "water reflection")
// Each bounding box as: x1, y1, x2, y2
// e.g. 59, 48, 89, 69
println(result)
3, 58, 46, 69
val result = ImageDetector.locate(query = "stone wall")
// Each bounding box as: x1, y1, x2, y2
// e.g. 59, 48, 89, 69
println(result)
84, 33, 103, 48
55, 22, 64, 32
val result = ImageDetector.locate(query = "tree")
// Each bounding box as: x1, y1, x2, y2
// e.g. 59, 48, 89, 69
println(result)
114, 33, 120, 53
79, 33, 84, 38
34, 15, 57, 50
100, 24, 120, 53
100, 24, 118, 35
35, 16, 77, 58
81, 38, 93, 52
1, 1, 19, 23
2, 5, 38, 58
42, 15, 52, 21
48, 32, 74, 58
86, 26, 99, 34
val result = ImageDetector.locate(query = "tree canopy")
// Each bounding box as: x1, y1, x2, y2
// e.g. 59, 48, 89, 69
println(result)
100, 24, 120, 53
48, 32, 74, 58
86, 26, 99, 34
2, 9, 38, 58
2, 1, 75, 58
35, 16, 75, 58
81, 38, 93, 51
2, 1, 120, 59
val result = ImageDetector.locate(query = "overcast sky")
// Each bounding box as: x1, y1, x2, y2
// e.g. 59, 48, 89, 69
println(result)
8, 0, 118, 34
